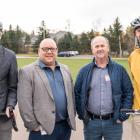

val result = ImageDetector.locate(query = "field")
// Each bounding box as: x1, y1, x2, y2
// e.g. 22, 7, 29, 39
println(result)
17, 57, 130, 81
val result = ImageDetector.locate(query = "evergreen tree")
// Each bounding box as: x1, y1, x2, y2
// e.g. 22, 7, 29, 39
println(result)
103, 17, 123, 56
72, 35, 80, 52
124, 26, 134, 54
1, 25, 25, 53
33, 20, 50, 52
57, 32, 73, 51
79, 32, 90, 54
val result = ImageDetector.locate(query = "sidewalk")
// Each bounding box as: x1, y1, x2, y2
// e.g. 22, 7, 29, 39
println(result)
12, 106, 132, 140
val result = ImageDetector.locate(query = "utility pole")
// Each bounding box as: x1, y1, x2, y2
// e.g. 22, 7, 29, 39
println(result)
0, 22, 3, 40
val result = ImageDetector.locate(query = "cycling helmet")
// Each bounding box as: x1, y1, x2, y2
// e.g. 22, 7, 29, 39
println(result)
131, 17, 140, 31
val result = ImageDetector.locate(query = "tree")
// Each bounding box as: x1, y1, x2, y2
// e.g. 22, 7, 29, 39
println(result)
124, 26, 134, 54
79, 32, 90, 54
15, 25, 25, 53
103, 17, 123, 57
113, 17, 122, 57
57, 32, 73, 51
33, 20, 50, 52
71, 35, 80, 52
1, 25, 26, 53
87, 29, 96, 41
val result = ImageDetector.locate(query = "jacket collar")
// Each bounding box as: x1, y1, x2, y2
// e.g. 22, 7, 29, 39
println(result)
92, 56, 113, 67
92, 57, 113, 75
38, 60, 60, 69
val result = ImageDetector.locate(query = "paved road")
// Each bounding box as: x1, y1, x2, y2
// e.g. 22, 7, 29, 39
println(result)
12, 106, 133, 140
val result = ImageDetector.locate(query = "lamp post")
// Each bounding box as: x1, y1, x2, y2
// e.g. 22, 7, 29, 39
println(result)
0, 22, 3, 40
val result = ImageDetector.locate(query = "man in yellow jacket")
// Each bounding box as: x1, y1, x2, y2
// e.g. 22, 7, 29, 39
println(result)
129, 17, 140, 140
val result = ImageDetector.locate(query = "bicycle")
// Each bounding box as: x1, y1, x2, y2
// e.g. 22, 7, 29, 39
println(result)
121, 109, 140, 115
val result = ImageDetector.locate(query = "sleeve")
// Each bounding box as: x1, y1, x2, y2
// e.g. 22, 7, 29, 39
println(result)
17, 68, 39, 130
119, 67, 134, 121
74, 69, 84, 119
7, 54, 18, 108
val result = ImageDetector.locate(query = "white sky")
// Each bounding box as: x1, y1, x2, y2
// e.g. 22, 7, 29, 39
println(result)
0, 0, 139, 34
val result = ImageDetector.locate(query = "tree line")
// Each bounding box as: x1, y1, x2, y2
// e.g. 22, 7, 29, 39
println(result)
0, 17, 135, 57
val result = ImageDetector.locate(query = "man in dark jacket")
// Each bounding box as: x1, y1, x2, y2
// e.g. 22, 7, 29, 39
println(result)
75, 36, 133, 140
0, 44, 18, 140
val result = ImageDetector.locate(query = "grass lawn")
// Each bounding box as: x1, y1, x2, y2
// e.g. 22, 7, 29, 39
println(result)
17, 57, 130, 81
16, 53, 38, 57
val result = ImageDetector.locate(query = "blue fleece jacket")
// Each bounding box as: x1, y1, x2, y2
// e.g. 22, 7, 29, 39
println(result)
74, 58, 133, 123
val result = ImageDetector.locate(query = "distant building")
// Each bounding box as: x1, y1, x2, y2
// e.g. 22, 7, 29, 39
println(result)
50, 31, 69, 43
30, 30, 70, 46
30, 35, 38, 45
30, 31, 38, 45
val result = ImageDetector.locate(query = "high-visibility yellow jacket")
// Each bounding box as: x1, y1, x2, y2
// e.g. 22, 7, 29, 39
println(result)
129, 48, 140, 109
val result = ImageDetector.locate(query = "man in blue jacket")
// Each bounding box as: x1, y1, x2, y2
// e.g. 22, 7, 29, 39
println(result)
75, 36, 133, 140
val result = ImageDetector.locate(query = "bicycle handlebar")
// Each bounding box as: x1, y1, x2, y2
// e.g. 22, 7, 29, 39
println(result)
121, 109, 140, 113
120, 109, 140, 115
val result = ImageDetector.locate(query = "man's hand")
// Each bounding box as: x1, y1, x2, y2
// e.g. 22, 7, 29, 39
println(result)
33, 126, 40, 131
6, 106, 18, 131
6, 106, 13, 118
116, 119, 122, 124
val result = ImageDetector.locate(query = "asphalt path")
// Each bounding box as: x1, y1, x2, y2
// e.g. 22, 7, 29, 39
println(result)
12, 106, 133, 140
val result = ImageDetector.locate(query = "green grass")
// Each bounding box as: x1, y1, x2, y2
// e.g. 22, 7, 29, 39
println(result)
17, 58, 37, 68
16, 53, 38, 57
58, 58, 92, 80
17, 58, 129, 81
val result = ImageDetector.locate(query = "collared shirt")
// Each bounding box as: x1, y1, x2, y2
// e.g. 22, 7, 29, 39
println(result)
87, 64, 113, 115
39, 60, 68, 122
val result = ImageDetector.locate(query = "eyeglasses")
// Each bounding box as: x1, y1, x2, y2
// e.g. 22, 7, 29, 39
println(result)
41, 47, 57, 53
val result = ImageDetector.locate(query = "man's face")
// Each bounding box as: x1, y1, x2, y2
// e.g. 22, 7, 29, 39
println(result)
38, 40, 58, 66
135, 27, 140, 42
91, 37, 109, 60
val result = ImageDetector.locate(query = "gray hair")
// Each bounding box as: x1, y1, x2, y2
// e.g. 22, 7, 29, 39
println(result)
91, 36, 110, 49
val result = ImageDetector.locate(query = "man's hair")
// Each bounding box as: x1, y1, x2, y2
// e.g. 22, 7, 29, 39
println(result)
39, 38, 57, 48
91, 36, 110, 49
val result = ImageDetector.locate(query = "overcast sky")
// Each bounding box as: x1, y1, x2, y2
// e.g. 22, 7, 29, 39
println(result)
0, 0, 139, 34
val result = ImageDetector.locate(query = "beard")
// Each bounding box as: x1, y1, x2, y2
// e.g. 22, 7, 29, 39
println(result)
135, 37, 140, 48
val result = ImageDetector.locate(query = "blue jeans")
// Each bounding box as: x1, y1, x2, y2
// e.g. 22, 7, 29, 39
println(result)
29, 121, 71, 140
84, 118, 122, 140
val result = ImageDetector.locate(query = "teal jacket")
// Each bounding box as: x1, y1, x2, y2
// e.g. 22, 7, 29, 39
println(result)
74, 58, 133, 123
